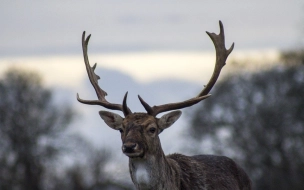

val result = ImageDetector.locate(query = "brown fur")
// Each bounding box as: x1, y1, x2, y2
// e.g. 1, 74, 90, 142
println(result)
109, 113, 252, 190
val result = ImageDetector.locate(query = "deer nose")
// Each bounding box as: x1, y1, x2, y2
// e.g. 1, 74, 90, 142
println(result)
122, 142, 137, 153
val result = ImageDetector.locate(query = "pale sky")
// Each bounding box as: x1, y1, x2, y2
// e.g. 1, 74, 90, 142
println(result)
0, 49, 279, 87
0, 1, 303, 56
0, 1, 302, 84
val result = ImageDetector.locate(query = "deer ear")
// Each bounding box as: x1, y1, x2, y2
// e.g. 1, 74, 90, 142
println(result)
99, 111, 123, 130
158, 110, 182, 132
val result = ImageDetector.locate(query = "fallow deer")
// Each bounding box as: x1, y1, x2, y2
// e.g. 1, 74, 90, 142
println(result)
77, 21, 252, 190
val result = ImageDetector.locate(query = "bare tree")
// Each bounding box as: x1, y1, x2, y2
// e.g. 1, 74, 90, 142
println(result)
0, 68, 73, 190
46, 136, 132, 190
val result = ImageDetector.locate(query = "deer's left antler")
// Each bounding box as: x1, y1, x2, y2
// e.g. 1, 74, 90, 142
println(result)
138, 21, 234, 116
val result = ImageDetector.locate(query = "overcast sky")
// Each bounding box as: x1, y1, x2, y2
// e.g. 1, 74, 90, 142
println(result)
0, 1, 303, 56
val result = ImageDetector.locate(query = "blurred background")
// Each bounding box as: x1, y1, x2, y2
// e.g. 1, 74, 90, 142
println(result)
0, 1, 303, 189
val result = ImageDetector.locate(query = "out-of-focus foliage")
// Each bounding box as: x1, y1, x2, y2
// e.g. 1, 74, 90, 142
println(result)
189, 60, 304, 189
0, 68, 131, 190
281, 49, 304, 66
0, 68, 73, 190
45, 136, 132, 190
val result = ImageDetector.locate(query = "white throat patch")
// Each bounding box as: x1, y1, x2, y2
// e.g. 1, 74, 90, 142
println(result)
134, 163, 150, 184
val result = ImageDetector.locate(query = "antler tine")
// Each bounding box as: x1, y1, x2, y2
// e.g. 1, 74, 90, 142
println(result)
138, 94, 211, 116
77, 31, 132, 116
198, 20, 234, 96
139, 21, 233, 116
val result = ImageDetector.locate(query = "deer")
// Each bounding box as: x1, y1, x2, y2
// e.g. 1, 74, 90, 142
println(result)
77, 21, 252, 190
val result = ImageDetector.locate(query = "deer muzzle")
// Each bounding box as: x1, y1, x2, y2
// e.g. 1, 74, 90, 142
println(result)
122, 142, 144, 158
123, 142, 137, 152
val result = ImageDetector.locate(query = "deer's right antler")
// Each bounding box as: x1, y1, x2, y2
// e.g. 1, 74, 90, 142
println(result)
138, 21, 234, 116
77, 32, 132, 116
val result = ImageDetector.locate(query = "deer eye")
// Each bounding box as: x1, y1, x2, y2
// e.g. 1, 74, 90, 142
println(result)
119, 129, 124, 133
149, 127, 156, 134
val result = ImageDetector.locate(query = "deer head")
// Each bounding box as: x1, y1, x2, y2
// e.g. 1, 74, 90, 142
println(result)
99, 110, 181, 158
77, 20, 234, 159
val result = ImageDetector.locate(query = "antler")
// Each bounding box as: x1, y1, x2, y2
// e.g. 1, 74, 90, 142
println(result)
139, 21, 234, 116
198, 21, 234, 96
76, 31, 132, 116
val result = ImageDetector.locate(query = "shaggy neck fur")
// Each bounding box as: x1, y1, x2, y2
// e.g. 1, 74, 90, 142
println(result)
129, 148, 180, 190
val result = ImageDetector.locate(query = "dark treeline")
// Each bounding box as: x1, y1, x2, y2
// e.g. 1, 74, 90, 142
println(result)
189, 50, 304, 190
0, 68, 132, 190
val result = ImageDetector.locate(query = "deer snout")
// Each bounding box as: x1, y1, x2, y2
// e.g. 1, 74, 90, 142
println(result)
122, 142, 137, 153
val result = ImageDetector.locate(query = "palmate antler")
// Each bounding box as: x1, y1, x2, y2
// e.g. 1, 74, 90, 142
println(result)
77, 21, 234, 117
138, 21, 234, 116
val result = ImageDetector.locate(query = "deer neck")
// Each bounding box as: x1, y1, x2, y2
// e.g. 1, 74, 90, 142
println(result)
129, 147, 180, 190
